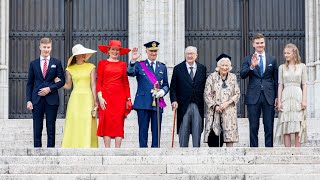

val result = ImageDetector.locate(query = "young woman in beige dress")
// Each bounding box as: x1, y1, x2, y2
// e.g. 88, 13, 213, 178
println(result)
275, 43, 307, 147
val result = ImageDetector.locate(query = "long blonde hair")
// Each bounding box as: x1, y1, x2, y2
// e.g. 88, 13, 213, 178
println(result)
284, 43, 301, 70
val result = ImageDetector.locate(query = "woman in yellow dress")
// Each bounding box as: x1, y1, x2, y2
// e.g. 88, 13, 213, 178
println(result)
59, 44, 98, 148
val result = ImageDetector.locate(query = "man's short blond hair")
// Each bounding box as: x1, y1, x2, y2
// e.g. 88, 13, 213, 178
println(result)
40, 37, 52, 45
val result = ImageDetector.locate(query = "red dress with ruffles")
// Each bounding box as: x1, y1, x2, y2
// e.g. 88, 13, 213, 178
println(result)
96, 60, 130, 138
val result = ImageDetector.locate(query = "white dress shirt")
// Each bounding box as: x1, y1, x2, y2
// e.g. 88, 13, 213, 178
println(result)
147, 59, 157, 72
186, 62, 197, 75
40, 56, 50, 73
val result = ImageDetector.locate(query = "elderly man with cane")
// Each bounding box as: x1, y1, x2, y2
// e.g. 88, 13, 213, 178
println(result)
170, 46, 207, 147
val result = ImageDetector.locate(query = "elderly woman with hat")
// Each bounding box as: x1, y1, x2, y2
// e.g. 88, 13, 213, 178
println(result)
59, 44, 98, 148
203, 53, 240, 147
96, 40, 132, 148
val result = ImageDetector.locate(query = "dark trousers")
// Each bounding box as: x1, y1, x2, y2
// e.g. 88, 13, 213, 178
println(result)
247, 91, 275, 147
178, 103, 202, 147
137, 109, 162, 148
32, 98, 58, 148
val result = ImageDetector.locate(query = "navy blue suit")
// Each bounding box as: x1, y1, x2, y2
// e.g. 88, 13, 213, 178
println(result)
127, 59, 169, 147
240, 53, 278, 147
26, 57, 65, 147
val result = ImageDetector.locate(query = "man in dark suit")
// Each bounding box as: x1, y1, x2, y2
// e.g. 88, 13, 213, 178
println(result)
170, 46, 207, 147
26, 37, 65, 148
127, 41, 169, 148
240, 33, 278, 147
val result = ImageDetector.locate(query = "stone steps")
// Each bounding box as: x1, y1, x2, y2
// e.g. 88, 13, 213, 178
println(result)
1, 119, 320, 179
2, 155, 320, 165
0, 148, 320, 179
1, 118, 320, 148
1, 174, 320, 180
2, 139, 320, 149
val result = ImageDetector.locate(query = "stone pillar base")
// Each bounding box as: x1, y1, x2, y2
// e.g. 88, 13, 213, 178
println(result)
314, 80, 320, 119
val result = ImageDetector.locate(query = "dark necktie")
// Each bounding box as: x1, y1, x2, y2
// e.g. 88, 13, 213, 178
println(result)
150, 62, 155, 73
189, 67, 194, 80
259, 55, 264, 76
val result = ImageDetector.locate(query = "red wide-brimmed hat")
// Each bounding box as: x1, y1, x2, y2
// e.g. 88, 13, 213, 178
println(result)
98, 40, 131, 55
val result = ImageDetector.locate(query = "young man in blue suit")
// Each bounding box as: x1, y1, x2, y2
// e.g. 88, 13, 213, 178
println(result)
26, 37, 65, 148
127, 41, 169, 148
240, 33, 278, 147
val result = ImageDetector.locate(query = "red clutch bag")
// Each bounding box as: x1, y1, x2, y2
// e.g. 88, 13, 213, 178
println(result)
125, 99, 132, 117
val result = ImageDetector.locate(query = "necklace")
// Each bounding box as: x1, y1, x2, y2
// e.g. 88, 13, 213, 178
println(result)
220, 73, 228, 89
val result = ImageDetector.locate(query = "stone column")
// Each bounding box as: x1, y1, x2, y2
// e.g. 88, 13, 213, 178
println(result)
0, 0, 9, 120
305, 0, 320, 118
128, 0, 185, 72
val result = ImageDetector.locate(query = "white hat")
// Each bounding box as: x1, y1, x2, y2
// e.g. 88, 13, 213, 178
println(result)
67, 44, 97, 66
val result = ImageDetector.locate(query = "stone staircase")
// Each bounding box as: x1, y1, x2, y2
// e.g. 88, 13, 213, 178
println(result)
1, 148, 320, 179
1, 117, 320, 148
0, 116, 320, 179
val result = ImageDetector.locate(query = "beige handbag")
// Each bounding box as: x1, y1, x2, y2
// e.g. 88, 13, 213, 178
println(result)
91, 106, 98, 118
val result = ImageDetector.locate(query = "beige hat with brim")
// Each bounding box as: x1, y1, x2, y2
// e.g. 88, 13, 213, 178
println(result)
67, 44, 97, 67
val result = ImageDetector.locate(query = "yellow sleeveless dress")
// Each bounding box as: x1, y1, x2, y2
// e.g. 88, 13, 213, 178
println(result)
62, 63, 98, 148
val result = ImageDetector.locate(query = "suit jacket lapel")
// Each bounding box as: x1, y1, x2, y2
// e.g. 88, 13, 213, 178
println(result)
264, 54, 272, 75
35, 58, 44, 80
193, 63, 202, 84
44, 58, 54, 79
146, 60, 155, 75
155, 61, 160, 75
180, 63, 193, 85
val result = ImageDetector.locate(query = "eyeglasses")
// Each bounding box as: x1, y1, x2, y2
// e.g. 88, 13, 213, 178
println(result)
186, 52, 196, 55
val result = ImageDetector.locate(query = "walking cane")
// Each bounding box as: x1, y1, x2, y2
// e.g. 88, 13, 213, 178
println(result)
172, 108, 177, 148
156, 97, 161, 148
218, 112, 222, 147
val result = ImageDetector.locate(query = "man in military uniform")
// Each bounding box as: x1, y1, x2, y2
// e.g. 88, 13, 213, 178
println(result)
127, 41, 169, 148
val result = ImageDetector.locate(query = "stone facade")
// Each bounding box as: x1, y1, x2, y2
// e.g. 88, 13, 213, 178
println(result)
0, 0, 9, 120
0, 0, 319, 119
305, 0, 320, 119
128, 0, 185, 70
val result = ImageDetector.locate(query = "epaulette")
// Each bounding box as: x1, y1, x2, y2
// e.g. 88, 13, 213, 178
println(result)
136, 59, 145, 62
158, 61, 166, 65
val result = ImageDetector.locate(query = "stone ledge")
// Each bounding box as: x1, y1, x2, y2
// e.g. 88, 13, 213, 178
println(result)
1, 174, 320, 180
2, 148, 320, 156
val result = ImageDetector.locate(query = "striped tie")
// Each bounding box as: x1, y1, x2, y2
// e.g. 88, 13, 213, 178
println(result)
43, 59, 47, 78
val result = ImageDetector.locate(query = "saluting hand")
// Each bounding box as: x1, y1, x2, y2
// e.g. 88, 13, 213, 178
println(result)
131, 47, 141, 62
251, 53, 259, 68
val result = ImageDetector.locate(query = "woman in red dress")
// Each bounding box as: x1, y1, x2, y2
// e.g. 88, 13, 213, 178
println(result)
96, 40, 132, 148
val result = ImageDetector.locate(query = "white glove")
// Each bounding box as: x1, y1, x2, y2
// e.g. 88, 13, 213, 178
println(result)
150, 89, 157, 97
155, 89, 165, 98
